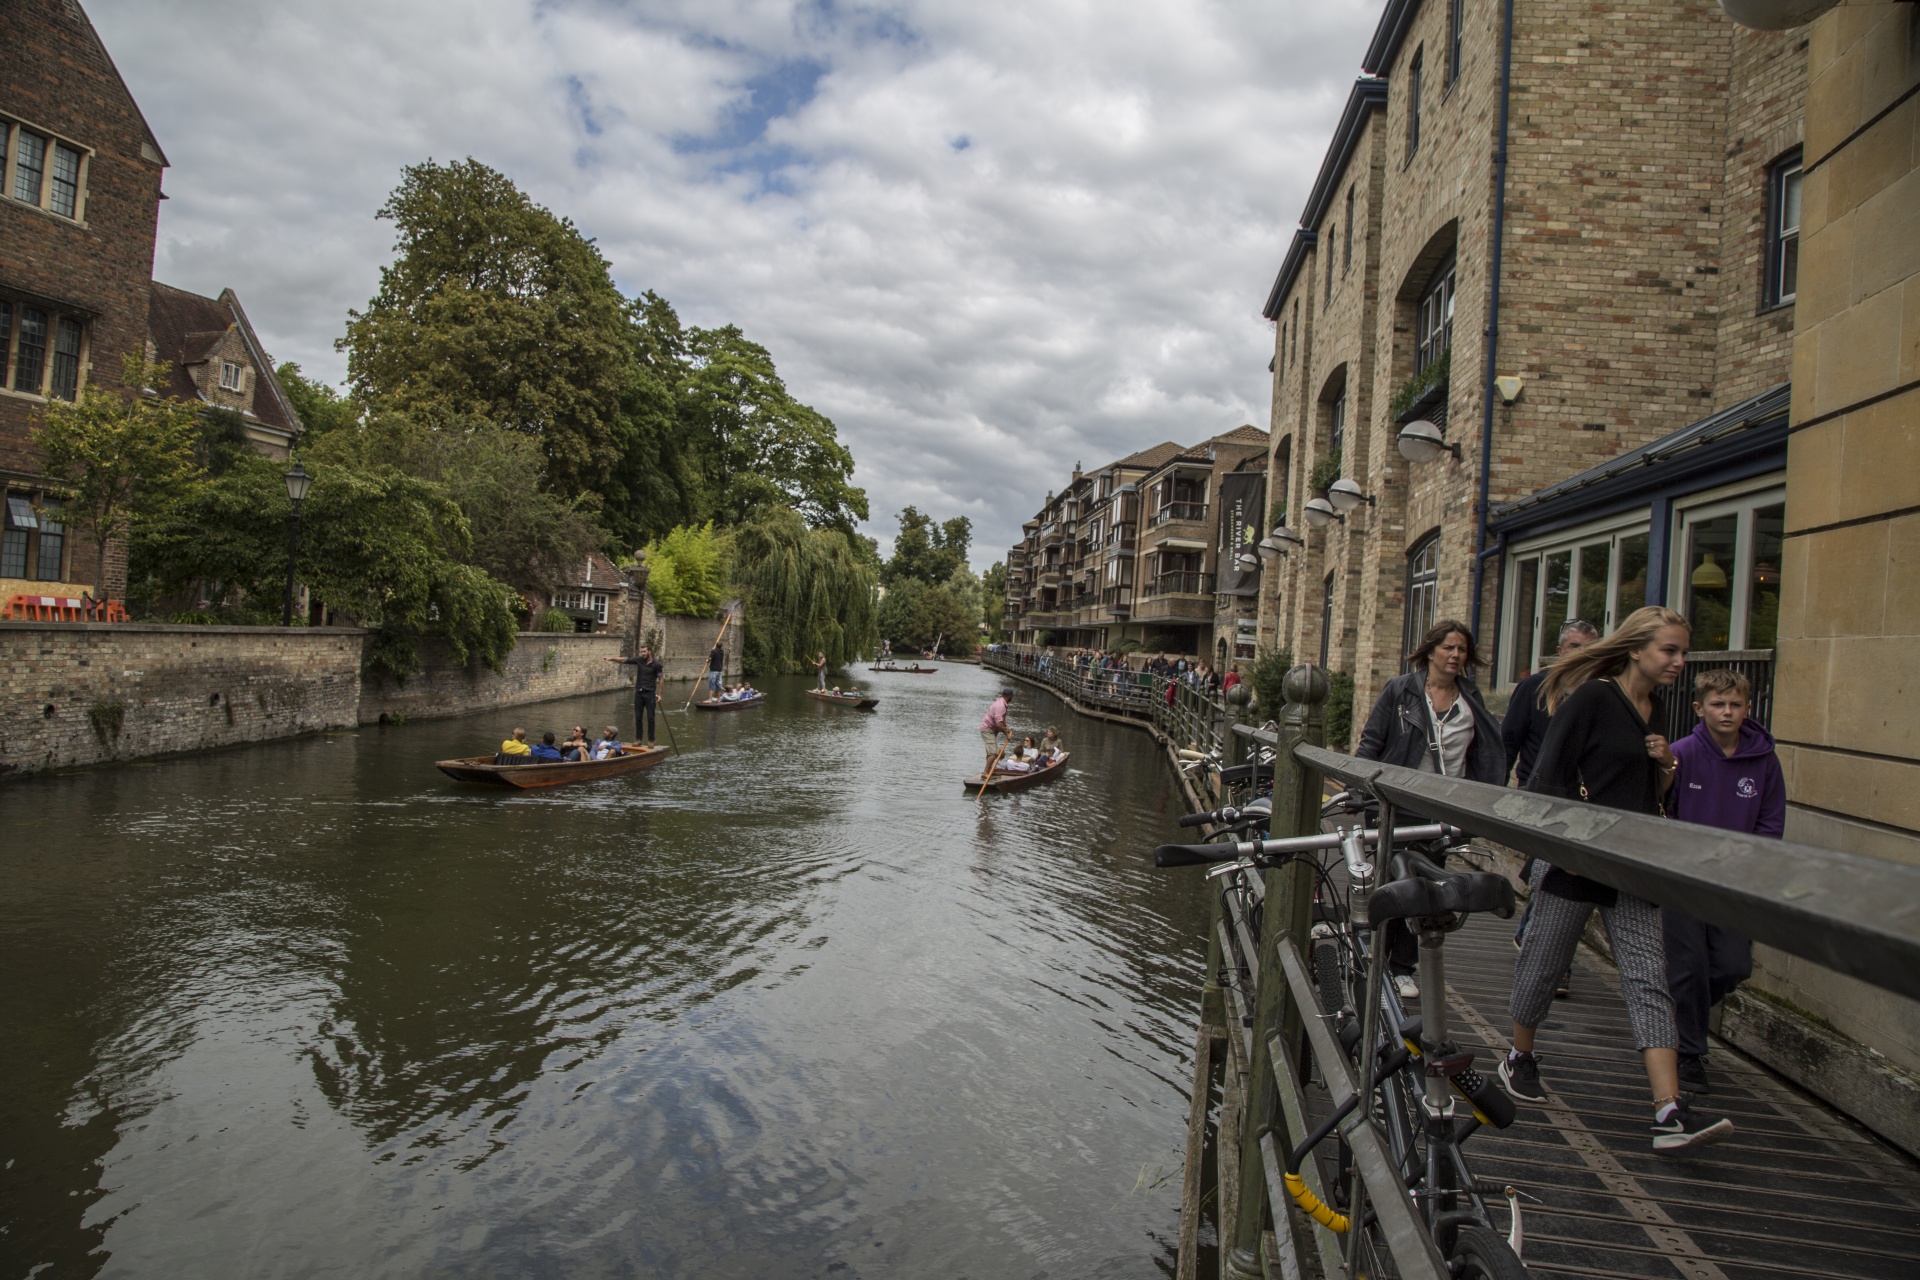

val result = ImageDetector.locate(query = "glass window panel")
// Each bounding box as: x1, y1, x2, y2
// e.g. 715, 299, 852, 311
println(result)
1615, 532, 1649, 619
0, 299, 11, 388
1577, 542, 1611, 628
1320, 573, 1335, 666
1511, 557, 1539, 682
1746, 503, 1784, 650
1540, 550, 1570, 665
1685, 514, 1739, 650
13, 131, 45, 203
50, 143, 80, 217
35, 524, 63, 580
1, 529, 26, 578
15, 307, 46, 393
51, 317, 81, 400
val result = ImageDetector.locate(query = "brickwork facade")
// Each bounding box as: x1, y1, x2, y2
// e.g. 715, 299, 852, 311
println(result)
359, 632, 631, 726
1263, 0, 1806, 729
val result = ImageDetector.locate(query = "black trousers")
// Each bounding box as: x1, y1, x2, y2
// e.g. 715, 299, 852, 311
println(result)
1662, 907, 1751, 1057
634, 691, 658, 741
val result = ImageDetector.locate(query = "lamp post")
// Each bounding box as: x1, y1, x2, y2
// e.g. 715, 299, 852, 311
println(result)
281, 461, 312, 626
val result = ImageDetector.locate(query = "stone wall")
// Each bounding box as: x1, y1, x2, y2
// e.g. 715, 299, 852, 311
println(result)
358, 632, 628, 726
637, 596, 741, 683
0, 621, 363, 778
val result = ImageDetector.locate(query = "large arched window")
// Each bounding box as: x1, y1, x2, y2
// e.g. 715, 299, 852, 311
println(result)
1404, 531, 1441, 663
1416, 259, 1454, 374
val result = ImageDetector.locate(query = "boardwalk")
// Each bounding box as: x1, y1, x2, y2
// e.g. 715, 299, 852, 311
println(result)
1396, 917, 1920, 1280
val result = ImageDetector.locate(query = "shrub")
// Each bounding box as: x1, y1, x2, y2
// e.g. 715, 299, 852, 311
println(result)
536, 607, 575, 632
1326, 669, 1356, 750
1246, 647, 1294, 718
1388, 346, 1450, 420
1307, 451, 1341, 496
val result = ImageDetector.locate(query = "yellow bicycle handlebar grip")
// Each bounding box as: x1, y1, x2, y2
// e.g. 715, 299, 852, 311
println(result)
1283, 1172, 1351, 1233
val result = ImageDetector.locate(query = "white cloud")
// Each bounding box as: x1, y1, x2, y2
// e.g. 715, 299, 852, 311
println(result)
90, 0, 1383, 561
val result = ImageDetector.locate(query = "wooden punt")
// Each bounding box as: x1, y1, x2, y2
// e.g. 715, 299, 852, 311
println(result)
436, 744, 669, 789
805, 689, 879, 710
695, 693, 767, 711
866, 663, 939, 674
963, 751, 1069, 794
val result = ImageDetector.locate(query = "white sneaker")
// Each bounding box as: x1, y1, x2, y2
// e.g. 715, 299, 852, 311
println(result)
1393, 974, 1420, 1002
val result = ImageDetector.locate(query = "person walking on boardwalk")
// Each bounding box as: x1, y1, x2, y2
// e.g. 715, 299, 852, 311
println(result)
1355, 619, 1506, 1001
707, 638, 726, 697
979, 687, 1012, 774
814, 650, 829, 690
1664, 669, 1783, 1096
605, 644, 665, 747
1498, 605, 1734, 1152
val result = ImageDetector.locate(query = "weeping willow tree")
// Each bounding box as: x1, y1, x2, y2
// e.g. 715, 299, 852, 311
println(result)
730, 506, 877, 674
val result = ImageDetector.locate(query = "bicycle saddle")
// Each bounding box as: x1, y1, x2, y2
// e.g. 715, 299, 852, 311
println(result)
1367, 853, 1515, 923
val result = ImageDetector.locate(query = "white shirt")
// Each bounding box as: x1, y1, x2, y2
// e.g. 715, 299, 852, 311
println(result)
1423, 690, 1474, 777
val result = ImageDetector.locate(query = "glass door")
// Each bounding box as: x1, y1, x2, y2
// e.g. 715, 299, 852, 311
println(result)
1676, 492, 1785, 652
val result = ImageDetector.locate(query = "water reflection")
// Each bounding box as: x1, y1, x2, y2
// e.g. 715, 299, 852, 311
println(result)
0, 667, 1208, 1277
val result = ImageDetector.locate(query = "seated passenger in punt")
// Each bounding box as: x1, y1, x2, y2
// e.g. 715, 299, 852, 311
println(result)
529, 732, 563, 762
561, 726, 590, 762
496, 728, 531, 764
590, 726, 624, 760
1042, 726, 1065, 761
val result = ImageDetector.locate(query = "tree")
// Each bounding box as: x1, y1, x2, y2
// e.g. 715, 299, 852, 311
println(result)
644, 522, 728, 617
33, 355, 203, 593
730, 506, 877, 674
876, 577, 976, 655
883, 506, 970, 586
340, 159, 632, 495
277, 363, 360, 440
600, 292, 702, 547
679, 325, 868, 535
981, 560, 1008, 640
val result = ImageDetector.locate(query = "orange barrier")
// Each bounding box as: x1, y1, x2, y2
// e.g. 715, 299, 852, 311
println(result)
2, 594, 128, 622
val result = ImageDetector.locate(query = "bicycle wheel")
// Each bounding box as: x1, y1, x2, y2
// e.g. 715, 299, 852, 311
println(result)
1311, 937, 1345, 1015
1450, 1225, 1531, 1279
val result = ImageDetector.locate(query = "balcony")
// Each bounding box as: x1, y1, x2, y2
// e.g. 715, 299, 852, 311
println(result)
1040, 522, 1063, 546
1038, 571, 1062, 589
1100, 586, 1132, 619
1142, 571, 1215, 597
1147, 502, 1209, 528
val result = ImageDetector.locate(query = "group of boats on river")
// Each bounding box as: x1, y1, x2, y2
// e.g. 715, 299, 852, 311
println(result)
434, 657, 1068, 797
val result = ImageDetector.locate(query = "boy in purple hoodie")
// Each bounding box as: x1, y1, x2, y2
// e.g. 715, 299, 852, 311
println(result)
1664, 669, 1785, 1095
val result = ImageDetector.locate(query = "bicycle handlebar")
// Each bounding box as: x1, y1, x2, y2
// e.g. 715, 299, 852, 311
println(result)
1153, 823, 1459, 868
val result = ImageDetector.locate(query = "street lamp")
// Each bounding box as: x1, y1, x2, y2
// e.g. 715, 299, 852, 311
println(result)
1397, 418, 1462, 464
1303, 497, 1343, 528
1327, 478, 1375, 512
282, 461, 312, 626
1264, 526, 1304, 556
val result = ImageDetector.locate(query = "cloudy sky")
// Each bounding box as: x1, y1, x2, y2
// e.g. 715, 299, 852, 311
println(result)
93, 0, 1382, 564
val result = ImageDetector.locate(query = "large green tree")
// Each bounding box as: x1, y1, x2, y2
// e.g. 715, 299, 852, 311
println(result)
883, 506, 970, 586
339, 159, 631, 495
730, 506, 877, 674
876, 578, 976, 655
981, 560, 1008, 640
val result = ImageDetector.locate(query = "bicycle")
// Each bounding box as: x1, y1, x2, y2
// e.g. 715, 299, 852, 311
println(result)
1155, 801, 1532, 1279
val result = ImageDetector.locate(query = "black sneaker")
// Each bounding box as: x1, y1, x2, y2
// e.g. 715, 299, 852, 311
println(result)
1677, 1054, 1711, 1095
1652, 1098, 1733, 1151
1499, 1051, 1548, 1103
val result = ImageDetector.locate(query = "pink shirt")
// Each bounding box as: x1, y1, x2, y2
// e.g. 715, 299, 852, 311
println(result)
980, 697, 1008, 733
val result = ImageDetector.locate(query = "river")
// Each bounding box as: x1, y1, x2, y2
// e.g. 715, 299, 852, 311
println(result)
0, 663, 1213, 1279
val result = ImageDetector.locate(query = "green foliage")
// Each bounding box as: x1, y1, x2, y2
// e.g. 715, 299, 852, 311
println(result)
1326, 669, 1356, 751
1246, 647, 1295, 719
884, 506, 971, 586
1109, 636, 1144, 655
1269, 502, 1287, 529
276, 363, 360, 439
730, 506, 877, 674
340, 158, 631, 495
1307, 450, 1342, 496
536, 608, 575, 632
131, 453, 519, 680
644, 521, 728, 617
308, 411, 604, 600
88, 699, 125, 746
980, 560, 1008, 640
33, 355, 205, 592
196, 407, 254, 477
877, 577, 977, 654
1388, 346, 1450, 421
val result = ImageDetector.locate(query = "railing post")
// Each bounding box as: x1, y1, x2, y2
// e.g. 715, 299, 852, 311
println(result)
1224, 665, 1328, 1278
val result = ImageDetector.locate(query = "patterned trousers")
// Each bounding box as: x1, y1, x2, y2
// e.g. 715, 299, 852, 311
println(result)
1510, 862, 1676, 1051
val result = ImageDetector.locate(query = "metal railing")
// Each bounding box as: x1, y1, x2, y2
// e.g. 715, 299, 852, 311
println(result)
1183, 675, 1920, 1279
981, 649, 1232, 757
1656, 649, 1774, 742
1142, 571, 1214, 597
1148, 501, 1208, 527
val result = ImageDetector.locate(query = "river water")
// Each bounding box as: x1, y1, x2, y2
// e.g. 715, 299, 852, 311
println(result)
1, 664, 1213, 1279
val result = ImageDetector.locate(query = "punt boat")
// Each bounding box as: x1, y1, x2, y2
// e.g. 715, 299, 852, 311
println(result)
963, 751, 1069, 795
696, 693, 767, 711
436, 744, 669, 789
805, 689, 879, 710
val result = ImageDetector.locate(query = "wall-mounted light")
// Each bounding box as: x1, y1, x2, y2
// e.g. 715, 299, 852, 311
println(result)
1494, 375, 1524, 405
1259, 529, 1300, 561
1397, 419, 1461, 464
1327, 478, 1375, 512
1303, 497, 1343, 528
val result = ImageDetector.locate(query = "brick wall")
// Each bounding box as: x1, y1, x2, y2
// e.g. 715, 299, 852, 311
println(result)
0, 622, 362, 777
640, 598, 742, 684
359, 632, 629, 726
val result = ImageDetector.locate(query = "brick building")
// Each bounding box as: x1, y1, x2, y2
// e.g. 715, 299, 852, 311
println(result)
1, 0, 169, 602
146, 282, 303, 460
1004, 426, 1268, 656
1261, 0, 1806, 724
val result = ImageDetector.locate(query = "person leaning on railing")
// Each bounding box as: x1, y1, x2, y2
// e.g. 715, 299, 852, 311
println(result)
1498, 605, 1734, 1152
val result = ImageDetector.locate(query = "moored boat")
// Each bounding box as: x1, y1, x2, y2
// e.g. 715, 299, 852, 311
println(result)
805, 689, 879, 710
963, 751, 1069, 794
436, 744, 669, 789
696, 693, 768, 711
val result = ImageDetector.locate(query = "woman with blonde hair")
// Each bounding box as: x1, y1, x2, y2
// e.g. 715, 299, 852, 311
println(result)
1499, 606, 1734, 1151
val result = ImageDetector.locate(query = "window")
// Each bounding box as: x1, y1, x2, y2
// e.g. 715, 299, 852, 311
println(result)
1320, 572, 1335, 666
1447, 0, 1465, 86
14, 307, 47, 394
49, 142, 81, 218
1343, 186, 1355, 273
1416, 259, 1454, 374
35, 503, 63, 581
1291, 300, 1300, 365
1328, 387, 1346, 468
1502, 524, 1653, 681
50, 318, 81, 401
4, 121, 89, 219
0, 301, 10, 389
592, 593, 610, 624
220, 361, 244, 391
1765, 153, 1802, 308
1325, 230, 1336, 305
1677, 489, 1785, 650
1404, 532, 1440, 662
3, 493, 64, 582
13, 130, 45, 203
1407, 48, 1423, 159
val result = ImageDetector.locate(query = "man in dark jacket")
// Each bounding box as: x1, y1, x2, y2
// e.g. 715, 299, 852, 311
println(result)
606, 645, 665, 746
1502, 619, 1600, 785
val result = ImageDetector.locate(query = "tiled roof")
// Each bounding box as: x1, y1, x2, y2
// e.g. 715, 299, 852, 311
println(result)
148, 282, 302, 440
1111, 440, 1187, 471
1208, 424, 1270, 448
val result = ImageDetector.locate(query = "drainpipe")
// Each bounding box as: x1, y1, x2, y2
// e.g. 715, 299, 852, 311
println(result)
1469, 0, 1517, 639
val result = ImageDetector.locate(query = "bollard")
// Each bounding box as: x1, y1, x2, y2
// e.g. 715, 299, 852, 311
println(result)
1223, 664, 1328, 1280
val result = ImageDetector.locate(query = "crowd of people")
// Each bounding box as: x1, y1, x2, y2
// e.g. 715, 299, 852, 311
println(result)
1003, 647, 1233, 701
494, 724, 631, 763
